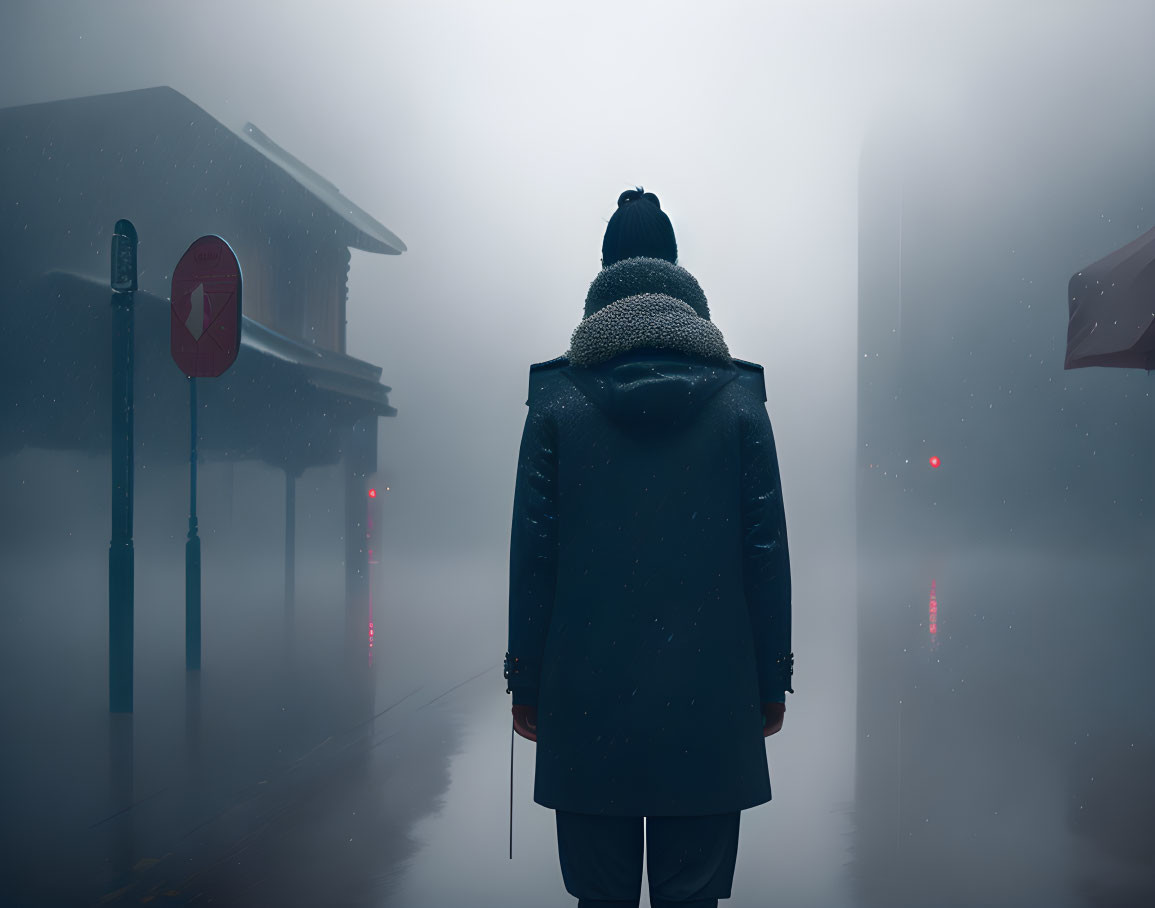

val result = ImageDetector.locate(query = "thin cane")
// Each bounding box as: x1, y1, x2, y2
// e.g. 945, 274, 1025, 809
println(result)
509, 714, 514, 859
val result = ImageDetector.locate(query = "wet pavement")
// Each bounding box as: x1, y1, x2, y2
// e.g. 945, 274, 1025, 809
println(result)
0, 541, 859, 907
0, 543, 470, 907
17, 535, 1152, 906
381, 663, 858, 908
8, 529, 1150, 908
0, 441, 1149, 908
372, 547, 859, 908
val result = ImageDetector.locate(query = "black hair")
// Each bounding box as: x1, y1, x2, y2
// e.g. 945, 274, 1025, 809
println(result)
600, 186, 678, 268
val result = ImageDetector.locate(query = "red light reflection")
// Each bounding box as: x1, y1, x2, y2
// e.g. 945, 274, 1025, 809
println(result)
929, 579, 938, 638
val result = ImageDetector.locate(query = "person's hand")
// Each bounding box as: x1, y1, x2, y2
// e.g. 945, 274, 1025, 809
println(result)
512, 704, 538, 742
762, 702, 785, 737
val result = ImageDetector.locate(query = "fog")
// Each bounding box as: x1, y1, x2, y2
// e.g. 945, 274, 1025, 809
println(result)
1, 1, 1153, 905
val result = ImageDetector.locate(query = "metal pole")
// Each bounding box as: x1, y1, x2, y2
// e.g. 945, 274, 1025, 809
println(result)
509, 716, 514, 860
108, 712, 135, 871
109, 220, 137, 714
186, 376, 201, 671
284, 469, 296, 615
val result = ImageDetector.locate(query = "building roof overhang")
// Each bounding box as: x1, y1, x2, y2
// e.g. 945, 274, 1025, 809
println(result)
239, 123, 406, 255
0, 86, 406, 256
1, 271, 395, 472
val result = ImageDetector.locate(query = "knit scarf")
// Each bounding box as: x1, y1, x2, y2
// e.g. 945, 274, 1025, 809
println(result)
564, 257, 732, 367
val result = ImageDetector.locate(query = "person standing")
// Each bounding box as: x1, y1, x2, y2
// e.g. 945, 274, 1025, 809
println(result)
505, 188, 793, 908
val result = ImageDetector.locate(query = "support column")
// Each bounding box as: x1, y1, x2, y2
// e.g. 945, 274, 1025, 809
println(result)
343, 417, 377, 604
109, 220, 136, 714
284, 469, 296, 615
342, 415, 378, 726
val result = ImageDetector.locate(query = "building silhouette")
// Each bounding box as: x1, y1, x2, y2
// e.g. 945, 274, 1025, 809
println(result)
855, 102, 1155, 906
0, 85, 405, 605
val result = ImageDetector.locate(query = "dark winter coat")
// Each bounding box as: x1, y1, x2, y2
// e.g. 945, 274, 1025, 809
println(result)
505, 257, 792, 817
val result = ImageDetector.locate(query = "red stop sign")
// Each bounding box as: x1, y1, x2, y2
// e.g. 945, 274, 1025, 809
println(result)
171, 236, 242, 378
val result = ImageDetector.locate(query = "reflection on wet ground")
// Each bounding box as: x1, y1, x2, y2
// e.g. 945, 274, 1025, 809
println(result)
0, 540, 858, 907
854, 542, 1155, 908
382, 668, 858, 908
377, 546, 859, 908
0, 548, 477, 907
6, 541, 1151, 906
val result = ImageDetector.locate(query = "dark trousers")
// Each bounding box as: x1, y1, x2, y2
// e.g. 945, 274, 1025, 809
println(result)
555, 809, 741, 908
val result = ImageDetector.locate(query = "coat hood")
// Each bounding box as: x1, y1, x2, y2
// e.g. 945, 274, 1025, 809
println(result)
563, 348, 739, 429
561, 258, 738, 429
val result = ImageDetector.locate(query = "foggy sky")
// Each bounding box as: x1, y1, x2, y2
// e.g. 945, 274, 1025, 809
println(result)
5, 2, 1155, 904
3, 0, 1151, 577
5, 0, 1155, 765
7, 0, 1151, 573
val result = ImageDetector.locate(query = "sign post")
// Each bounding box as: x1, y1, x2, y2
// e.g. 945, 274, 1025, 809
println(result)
109, 219, 137, 713
171, 236, 242, 672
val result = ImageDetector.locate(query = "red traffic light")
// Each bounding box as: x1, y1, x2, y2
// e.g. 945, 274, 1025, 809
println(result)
368, 488, 377, 498
929, 456, 941, 469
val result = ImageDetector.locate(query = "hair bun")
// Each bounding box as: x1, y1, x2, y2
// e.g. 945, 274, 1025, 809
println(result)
602, 186, 676, 267
617, 187, 661, 210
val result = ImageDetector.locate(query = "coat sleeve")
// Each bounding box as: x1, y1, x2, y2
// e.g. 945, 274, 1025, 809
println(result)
739, 399, 793, 703
504, 383, 559, 709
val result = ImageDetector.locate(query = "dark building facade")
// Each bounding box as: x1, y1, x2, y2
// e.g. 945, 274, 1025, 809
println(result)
0, 85, 405, 606
856, 103, 1155, 906
0, 85, 412, 904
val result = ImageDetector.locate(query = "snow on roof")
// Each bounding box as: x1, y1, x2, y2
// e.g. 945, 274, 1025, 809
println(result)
239, 122, 406, 256
0, 85, 407, 256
